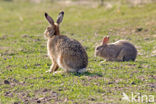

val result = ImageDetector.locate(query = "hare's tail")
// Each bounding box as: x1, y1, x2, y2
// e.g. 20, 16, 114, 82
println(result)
78, 68, 87, 73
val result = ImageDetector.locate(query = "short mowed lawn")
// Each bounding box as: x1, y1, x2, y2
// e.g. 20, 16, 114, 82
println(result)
0, 1, 156, 104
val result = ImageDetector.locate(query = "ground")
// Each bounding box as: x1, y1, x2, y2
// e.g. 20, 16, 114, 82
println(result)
0, 1, 156, 104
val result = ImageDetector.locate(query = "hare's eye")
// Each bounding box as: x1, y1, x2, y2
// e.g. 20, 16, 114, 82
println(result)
47, 27, 51, 31
50, 30, 55, 34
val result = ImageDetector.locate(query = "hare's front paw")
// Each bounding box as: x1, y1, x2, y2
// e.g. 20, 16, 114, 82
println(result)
46, 70, 53, 73
53, 71, 64, 75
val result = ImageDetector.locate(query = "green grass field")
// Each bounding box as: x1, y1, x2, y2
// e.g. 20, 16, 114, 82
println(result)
0, 1, 156, 104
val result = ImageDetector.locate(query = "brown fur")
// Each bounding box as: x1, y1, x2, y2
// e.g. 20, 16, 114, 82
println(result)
44, 11, 88, 73
95, 38, 137, 61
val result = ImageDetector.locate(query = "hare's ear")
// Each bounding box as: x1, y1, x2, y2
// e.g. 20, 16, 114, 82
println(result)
45, 12, 54, 25
102, 36, 109, 45
56, 11, 64, 24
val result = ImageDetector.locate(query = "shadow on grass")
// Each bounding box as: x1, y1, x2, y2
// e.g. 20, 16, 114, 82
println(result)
42, 70, 103, 79
71, 71, 103, 77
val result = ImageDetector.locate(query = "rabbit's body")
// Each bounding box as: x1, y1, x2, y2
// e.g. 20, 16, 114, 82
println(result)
47, 35, 88, 72
44, 11, 88, 73
95, 37, 137, 61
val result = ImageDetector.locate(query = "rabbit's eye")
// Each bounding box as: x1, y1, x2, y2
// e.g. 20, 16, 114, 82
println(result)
96, 47, 101, 50
96, 46, 103, 50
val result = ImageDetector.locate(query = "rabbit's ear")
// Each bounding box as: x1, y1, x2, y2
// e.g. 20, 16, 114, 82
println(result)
56, 11, 64, 24
102, 36, 109, 44
45, 12, 54, 25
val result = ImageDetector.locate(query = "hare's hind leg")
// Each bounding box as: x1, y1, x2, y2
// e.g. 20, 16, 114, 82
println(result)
116, 49, 126, 61
117, 48, 135, 61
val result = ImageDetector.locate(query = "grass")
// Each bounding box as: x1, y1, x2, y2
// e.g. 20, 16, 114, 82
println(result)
0, 1, 156, 104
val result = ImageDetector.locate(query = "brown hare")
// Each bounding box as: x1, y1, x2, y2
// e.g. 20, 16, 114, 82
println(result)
95, 36, 137, 61
44, 11, 88, 73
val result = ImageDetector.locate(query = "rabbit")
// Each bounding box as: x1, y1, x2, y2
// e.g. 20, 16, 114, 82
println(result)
95, 36, 137, 61
44, 11, 88, 73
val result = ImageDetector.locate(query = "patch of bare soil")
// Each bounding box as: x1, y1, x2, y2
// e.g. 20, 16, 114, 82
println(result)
58, 0, 98, 8
147, 83, 156, 92
151, 50, 156, 57
16, 88, 64, 104
112, 26, 149, 37
0, 35, 7, 40
2, 77, 64, 103
0, 46, 9, 50
127, 0, 156, 6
